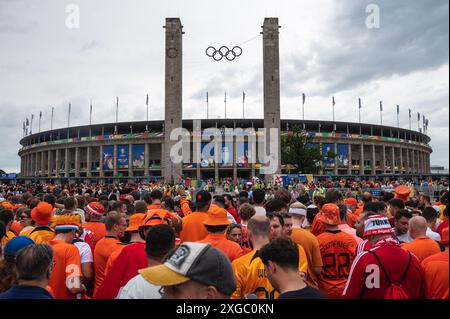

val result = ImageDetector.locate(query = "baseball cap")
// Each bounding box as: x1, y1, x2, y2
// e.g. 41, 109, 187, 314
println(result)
139, 242, 237, 296
3, 236, 35, 263
195, 190, 212, 206
203, 207, 230, 226
363, 214, 395, 238
317, 204, 341, 226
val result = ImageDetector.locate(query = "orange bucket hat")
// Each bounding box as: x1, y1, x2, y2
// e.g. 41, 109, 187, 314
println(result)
317, 204, 341, 226
395, 185, 411, 202
125, 213, 145, 232
141, 209, 172, 228
31, 202, 54, 225
204, 207, 231, 226
345, 198, 358, 208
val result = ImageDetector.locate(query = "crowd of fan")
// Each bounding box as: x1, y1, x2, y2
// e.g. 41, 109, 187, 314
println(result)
0, 179, 448, 299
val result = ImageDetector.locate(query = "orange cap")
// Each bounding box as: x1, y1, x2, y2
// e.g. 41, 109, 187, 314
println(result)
317, 204, 341, 226
204, 207, 231, 226
125, 213, 145, 232
141, 209, 172, 227
395, 185, 411, 202
31, 202, 54, 225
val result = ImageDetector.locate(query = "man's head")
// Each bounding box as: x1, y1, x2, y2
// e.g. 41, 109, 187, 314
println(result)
139, 242, 237, 299
212, 195, 226, 209
364, 202, 387, 216
134, 200, 148, 214
64, 197, 78, 211
223, 194, 234, 209
422, 207, 439, 227
145, 224, 176, 262
195, 190, 212, 212
238, 203, 256, 223
388, 198, 406, 217
267, 212, 284, 239
394, 209, 413, 236
363, 213, 395, 246
361, 192, 373, 204
252, 189, 266, 206
105, 211, 128, 238
325, 189, 343, 204
289, 202, 307, 228
247, 215, 271, 245
150, 189, 163, 203
15, 244, 53, 284
274, 188, 291, 206
409, 216, 428, 240
354, 212, 367, 238
338, 204, 348, 224
281, 212, 293, 237
265, 199, 288, 214
344, 198, 358, 213
226, 224, 242, 244
259, 237, 300, 293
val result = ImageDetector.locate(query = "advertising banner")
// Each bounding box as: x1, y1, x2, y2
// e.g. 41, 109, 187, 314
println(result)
132, 144, 145, 169
219, 142, 233, 167
117, 145, 129, 169
322, 143, 335, 168
237, 142, 250, 168
201, 142, 215, 168
102, 146, 114, 170
337, 144, 349, 168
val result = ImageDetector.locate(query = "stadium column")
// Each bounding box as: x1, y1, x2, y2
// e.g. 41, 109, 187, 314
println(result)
163, 18, 184, 184
113, 144, 118, 177
372, 144, 376, 175
233, 136, 238, 182
99, 145, 104, 178
399, 147, 403, 174
411, 149, 416, 174
55, 149, 60, 177
47, 150, 52, 178
334, 143, 338, 175
382, 145, 386, 174
406, 148, 410, 174
64, 149, 69, 178
75, 147, 80, 178
347, 144, 352, 175
87, 146, 92, 178
128, 144, 133, 178
262, 17, 282, 182
391, 147, 395, 174
319, 142, 323, 175
215, 138, 219, 182
144, 144, 150, 176
360, 144, 364, 176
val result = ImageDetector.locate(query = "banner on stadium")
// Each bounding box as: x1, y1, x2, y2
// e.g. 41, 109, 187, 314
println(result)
219, 142, 233, 167
337, 144, 349, 168
307, 143, 319, 150
117, 145, 129, 169
322, 144, 335, 168
102, 146, 114, 170
201, 142, 215, 168
132, 144, 145, 169
237, 142, 250, 168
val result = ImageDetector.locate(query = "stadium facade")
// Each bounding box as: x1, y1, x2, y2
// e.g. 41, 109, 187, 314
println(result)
17, 18, 432, 182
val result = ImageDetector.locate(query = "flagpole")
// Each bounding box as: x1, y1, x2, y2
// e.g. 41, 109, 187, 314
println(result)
242, 92, 245, 119
30, 114, 34, 135
115, 96, 119, 134
51, 107, 54, 131
224, 91, 227, 119
397, 105, 400, 128
206, 92, 209, 120
380, 101, 383, 125
409, 109, 412, 130
146, 94, 149, 132
39, 112, 42, 133
358, 98, 362, 135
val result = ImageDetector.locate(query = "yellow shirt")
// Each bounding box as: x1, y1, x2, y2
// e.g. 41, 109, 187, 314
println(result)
231, 245, 308, 299
27, 226, 55, 244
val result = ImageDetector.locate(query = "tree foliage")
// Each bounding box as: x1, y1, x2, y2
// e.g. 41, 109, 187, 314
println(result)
281, 125, 322, 174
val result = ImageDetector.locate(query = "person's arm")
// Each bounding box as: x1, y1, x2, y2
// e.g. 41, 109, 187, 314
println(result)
66, 246, 86, 295
81, 262, 94, 285
179, 188, 192, 216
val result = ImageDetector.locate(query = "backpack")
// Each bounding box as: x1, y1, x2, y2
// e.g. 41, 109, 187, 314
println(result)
368, 250, 412, 299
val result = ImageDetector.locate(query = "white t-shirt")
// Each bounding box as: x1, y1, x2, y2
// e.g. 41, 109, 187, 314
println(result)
397, 228, 442, 243
254, 206, 266, 216
117, 274, 161, 299
74, 241, 94, 264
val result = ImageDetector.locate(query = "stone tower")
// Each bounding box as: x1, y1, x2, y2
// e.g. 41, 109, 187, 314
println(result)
163, 18, 184, 184
262, 18, 282, 179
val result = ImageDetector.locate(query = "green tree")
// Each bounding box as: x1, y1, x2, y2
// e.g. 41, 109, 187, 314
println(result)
281, 125, 322, 174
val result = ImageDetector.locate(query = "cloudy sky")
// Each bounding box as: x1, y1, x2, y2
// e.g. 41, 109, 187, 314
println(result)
0, 0, 448, 172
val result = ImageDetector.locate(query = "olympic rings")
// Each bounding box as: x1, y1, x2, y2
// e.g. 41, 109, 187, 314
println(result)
206, 46, 243, 61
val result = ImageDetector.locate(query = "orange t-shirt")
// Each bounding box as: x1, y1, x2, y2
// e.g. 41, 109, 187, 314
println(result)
48, 240, 82, 299
1, 230, 16, 247
180, 212, 209, 243
421, 251, 449, 299
402, 237, 441, 262
147, 204, 161, 211
93, 236, 123, 292
198, 233, 244, 262
290, 227, 323, 288
103, 245, 126, 278
83, 222, 106, 247
317, 230, 357, 299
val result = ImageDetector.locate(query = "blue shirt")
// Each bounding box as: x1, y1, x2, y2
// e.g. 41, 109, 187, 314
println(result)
0, 285, 53, 299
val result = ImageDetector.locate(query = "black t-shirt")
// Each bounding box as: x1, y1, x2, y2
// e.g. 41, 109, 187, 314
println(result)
278, 286, 326, 299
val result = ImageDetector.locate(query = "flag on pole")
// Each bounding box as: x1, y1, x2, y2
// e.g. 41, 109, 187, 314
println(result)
51, 106, 54, 130
243, 91, 246, 103
302, 93, 306, 106
379, 101, 383, 112
409, 109, 411, 118
332, 96, 335, 106
358, 98, 362, 109
417, 112, 420, 121
116, 96, 119, 123
68, 103, 71, 128
30, 114, 34, 134
206, 92, 208, 103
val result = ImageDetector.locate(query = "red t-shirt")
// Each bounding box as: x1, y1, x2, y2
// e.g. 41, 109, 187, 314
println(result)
343, 243, 427, 299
